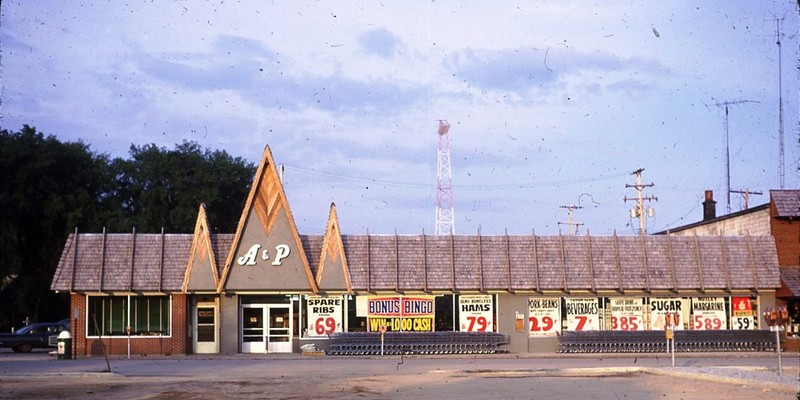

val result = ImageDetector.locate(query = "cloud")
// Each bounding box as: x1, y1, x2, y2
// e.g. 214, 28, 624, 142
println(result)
130, 34, 426, 116
358, 28, 402, 59
444, 46, 665, 98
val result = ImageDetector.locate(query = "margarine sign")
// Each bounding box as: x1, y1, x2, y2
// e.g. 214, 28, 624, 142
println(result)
366, 296, 434, 332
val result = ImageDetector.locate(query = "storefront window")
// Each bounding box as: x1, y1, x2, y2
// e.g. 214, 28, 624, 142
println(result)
88, 295, 171, 336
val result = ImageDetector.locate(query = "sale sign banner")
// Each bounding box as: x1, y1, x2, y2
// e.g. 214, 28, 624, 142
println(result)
366, 296, 434, 332
691, 297, 727, 330
730, 297, 755, 330
565, 297, 599, 331
649, 297, 689, 330
528, 298, 561, 336
459, 295, 494, 332
306, 296, 343, 337
609, 297, 644, 331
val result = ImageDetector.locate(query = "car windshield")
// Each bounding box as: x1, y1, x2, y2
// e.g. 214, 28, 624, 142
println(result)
14, 325, 37, 335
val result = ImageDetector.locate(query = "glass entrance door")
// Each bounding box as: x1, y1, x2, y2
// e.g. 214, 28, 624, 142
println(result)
241, 304, 293, 353
267, 306, 291, 353
194, 303, 218, 354
242, 306, 266, 353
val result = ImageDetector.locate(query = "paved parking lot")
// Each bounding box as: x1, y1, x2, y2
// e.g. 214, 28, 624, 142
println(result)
0, 350, 797, 399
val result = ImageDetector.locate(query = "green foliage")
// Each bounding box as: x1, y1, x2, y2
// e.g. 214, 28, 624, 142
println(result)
0, 126, 255, 330
110, 141, 254, 233
0, 125, 111, 327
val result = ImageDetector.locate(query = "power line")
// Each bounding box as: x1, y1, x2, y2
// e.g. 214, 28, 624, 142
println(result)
282, 164, 630, 191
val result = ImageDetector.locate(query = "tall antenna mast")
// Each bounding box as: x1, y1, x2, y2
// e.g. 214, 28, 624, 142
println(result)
775, 17, 785, 188
435, 120, 455, 235
714, 99, 759, 214
623, 168, 657, 236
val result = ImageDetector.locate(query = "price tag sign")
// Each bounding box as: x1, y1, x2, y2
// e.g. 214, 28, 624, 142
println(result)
528, 298, 561, 337
306, 295, 343, 337
649, 297, 688, 330
459, 295, 494, 332
609, 297, 644, 331
731, 297, 754, 330
565, 297, 599, 332
691, 297, 727, 330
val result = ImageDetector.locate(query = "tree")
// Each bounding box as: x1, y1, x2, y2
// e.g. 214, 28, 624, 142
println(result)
0, 126, 113, 327
0, 127, 255, 330
110, 141, 254, 233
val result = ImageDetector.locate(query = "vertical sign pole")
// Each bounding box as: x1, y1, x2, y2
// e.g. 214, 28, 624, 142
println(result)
379, 325, 387, 357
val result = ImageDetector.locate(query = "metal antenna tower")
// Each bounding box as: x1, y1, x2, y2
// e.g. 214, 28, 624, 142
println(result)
774, 17, 786, 188
435, 120, 455, 235
714, 99, 759, 214
624, 168, 657, 236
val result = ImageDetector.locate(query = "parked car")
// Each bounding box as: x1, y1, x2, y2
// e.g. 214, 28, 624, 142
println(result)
0, 321, 70, 353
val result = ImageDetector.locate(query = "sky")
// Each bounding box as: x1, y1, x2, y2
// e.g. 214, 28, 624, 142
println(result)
2, 1, 799, 236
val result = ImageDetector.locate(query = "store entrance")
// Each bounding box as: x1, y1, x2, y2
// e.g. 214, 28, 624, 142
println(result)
194, 302, 218, 354
241, 304, 292, 353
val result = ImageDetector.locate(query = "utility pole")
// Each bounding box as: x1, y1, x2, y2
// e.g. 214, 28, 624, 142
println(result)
624, 168, 657, 236
730, 189, 763, 211
435, 120, 455, 235
558, 205, 584, 236
714, 99, 759, 214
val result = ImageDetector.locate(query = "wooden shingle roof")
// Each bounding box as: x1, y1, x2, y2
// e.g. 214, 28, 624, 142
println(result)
52, 232, 781, 294
771, 189, 800, 218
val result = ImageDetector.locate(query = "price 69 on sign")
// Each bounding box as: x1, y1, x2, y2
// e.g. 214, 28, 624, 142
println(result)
306, 296, 343, 337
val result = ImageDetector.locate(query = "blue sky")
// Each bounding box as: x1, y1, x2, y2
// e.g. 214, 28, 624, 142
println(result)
2, 1, 798, 236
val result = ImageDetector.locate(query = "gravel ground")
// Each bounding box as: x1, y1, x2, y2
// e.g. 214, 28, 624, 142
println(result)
666, 365, 799, 389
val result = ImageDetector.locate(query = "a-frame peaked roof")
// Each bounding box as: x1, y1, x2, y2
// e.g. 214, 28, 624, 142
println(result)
217, 146, 318, 293
316, 203, 352, 292
182, 204, 221, 292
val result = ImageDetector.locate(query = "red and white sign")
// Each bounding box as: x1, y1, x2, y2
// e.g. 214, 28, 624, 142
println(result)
459, 295, 494, 332
366, 296, 434, 332
691, 297, 727, 330
306, 296, 343, 337
565, 297, 599, 331
528, 298, 561, 337
730, 297, 754, 330
649, 297, 688, 330
609, 297, 644, 331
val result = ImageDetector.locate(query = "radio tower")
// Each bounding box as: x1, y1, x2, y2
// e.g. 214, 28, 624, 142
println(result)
435, 120, 455, 235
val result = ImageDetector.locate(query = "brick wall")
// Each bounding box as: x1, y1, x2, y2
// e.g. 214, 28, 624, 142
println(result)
772, 217, 800, 267
69, 293, 188, 357
670, 208, 771, 236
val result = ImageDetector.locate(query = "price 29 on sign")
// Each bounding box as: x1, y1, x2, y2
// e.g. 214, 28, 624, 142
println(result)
306, 296, 343, 337
528, 298, 561, 337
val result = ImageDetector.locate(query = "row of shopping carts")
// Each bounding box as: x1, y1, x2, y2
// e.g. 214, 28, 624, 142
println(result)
327, 331, 510, 356
557, 330, 777, 353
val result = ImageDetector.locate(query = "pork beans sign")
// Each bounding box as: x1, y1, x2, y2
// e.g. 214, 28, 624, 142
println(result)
528, 298, 561, 337
366, 296, 434, 332
306, 296, 343, 337
459, 295, 493, 332
565, 297, 599, 331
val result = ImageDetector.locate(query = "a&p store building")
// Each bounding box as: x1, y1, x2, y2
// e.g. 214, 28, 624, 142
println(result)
50, 146, 784, 356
